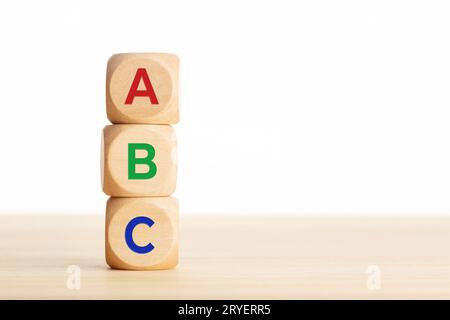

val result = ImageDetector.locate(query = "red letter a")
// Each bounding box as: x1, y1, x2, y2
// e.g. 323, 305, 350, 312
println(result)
124, 68, 159, 105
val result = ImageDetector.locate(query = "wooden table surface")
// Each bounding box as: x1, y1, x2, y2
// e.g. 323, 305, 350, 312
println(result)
1, 214, 449, 299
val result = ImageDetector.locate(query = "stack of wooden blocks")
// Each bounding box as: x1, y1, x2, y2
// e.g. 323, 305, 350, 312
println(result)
101, 53, 179, 270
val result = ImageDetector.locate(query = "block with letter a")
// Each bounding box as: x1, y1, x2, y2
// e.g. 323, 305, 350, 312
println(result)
106, 53, 179, 124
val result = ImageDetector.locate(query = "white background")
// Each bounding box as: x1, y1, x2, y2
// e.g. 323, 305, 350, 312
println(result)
0, 0, 449, 215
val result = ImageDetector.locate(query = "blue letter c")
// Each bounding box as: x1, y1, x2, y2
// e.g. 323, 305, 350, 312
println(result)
125, 216, 155, 254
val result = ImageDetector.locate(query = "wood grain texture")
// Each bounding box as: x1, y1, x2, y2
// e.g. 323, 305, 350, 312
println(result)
101, 124, 177, 197
1, 214, 450, 299
106, 197, 178, 270
106, 53, 179, 124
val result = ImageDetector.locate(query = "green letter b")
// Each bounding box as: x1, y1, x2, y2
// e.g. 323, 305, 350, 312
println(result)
128, 143, 157, 180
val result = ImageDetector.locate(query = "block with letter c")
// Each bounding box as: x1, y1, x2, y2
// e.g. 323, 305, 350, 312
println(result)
105, 197, 179, 270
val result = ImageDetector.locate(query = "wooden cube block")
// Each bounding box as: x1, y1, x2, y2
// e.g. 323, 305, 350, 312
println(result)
106, 197, 179, 270
106, 53, 179, 124
101, 124, 177, 197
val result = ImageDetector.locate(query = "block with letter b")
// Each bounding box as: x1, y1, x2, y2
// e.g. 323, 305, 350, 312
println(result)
105, 197, 178, 270
101, 124, 177, 197
106, 53, 179, 124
